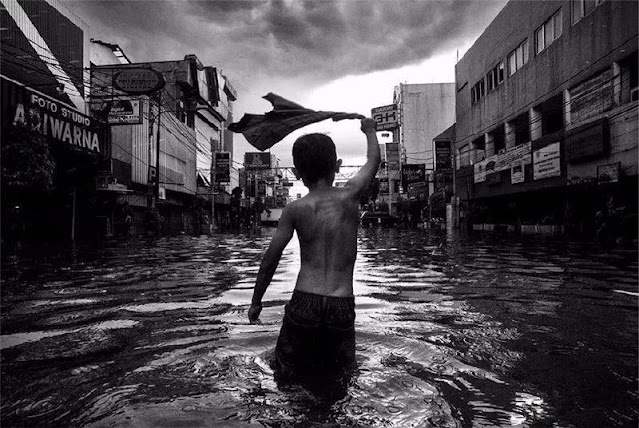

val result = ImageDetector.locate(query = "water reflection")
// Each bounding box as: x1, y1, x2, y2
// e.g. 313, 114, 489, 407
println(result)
1, 230, 637, 427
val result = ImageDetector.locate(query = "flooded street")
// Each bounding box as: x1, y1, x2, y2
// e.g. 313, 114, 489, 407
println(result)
1, 230, 637, 427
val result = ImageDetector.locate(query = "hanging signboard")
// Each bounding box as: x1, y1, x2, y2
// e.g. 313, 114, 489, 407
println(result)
533, 142, 561, 180
113, 68, 165, 95
372, 104, 399, 131
214, 152, 231, 182
108, 99, 142, 125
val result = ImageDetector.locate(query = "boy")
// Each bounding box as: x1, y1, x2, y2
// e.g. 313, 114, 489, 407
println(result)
248, 118, 380, 386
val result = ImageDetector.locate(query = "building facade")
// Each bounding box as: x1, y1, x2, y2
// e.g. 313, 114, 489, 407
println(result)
454, 0, 638, 238
1, 0, 110, 243
91, 55, 237, 235
393, 83, 456, 168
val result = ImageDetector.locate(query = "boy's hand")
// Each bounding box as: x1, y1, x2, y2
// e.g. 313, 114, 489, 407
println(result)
248, 302, 262, 324
360, 118, 377, 135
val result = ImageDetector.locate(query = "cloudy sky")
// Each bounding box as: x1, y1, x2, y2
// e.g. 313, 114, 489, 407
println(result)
66, 0, 507, 177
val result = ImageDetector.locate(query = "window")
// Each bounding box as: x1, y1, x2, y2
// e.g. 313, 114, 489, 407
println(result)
471, 78, 485, 104
487, 62, 505, 91
536, 10, 563, 54
572, 0, 605, 24
508, 40, 529, 76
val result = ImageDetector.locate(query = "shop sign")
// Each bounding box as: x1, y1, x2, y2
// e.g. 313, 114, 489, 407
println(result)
159, 187, 166, 200
511, 163, 525, 184
533, 142, 561, 180
108, 99, 142, 125
597, 162, 620, 184
244, 152, 271, 169
474, 159, 487, 183
113, 68, 165, 95
214, 152, 231, 183
372, 104, 398, 131
8, 86, 105, 154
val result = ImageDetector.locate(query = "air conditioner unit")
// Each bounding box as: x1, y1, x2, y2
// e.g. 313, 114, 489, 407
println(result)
631, 87, 639, 102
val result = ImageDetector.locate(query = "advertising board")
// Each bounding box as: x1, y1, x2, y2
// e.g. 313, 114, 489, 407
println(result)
372, 104, 398, 131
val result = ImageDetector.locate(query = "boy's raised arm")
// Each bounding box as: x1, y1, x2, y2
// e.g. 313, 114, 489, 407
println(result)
345, 118, 381, 199
248, 206, 295, 323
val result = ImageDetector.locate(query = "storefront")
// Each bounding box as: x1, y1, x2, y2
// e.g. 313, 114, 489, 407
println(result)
1, 76, 110, 243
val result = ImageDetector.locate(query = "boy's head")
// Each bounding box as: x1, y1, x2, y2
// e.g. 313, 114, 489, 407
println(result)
292, 133, 342, 185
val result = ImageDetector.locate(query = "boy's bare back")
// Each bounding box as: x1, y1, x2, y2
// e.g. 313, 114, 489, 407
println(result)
248, 118, 379, 323
286, 186, 360, 297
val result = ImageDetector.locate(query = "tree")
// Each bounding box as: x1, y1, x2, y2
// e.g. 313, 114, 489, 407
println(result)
1, 124, 54, 191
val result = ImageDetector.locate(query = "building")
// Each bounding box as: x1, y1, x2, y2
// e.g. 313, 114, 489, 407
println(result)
393, 83, 456, 168
1, 0, 110, 243
454, 0, 638, 237
90, 54, 237, 235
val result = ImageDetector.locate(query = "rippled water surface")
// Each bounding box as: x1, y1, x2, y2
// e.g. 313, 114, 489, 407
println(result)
1, 230, 637, 427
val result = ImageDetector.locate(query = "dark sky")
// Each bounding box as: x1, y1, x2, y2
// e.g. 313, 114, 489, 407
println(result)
65, 0, 507, 165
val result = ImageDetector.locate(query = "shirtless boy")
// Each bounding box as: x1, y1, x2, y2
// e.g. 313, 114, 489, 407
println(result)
248, 118, 380, 383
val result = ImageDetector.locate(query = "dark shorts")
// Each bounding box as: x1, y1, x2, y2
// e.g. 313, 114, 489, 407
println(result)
274, 290, 356, 384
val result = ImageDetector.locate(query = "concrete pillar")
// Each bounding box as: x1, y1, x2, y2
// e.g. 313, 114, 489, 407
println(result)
563, 89, 571, 128
612, 62, 621, 106
485, 133, 495, 157
530, 107, 542, 141
505, 121, 516, 149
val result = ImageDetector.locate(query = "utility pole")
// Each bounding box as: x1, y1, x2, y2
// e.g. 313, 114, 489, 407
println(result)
210, 138, 216, 233
154, 91, 162, 207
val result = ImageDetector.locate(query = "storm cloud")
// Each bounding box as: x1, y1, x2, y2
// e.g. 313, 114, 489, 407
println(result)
68, 0, 506, 85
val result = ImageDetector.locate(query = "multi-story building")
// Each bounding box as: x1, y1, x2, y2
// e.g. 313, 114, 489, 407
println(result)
1, 0, 110, 242
91, 54, 236, 234
454, 0, 637, 237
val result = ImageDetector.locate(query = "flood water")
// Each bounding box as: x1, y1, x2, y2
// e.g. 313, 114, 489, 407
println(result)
1, 229, 637, 427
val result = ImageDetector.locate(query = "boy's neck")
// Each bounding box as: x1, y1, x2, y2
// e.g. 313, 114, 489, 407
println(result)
306, 177, 334, 192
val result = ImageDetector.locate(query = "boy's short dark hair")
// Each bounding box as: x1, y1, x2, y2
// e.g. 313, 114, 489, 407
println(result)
292, 133, 337, 184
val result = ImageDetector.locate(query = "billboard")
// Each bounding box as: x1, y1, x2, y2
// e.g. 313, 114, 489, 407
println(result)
435, 141, 452, 171
372, 104, 399, 131
401, 164, 425, 192
244, 152, 271, 169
